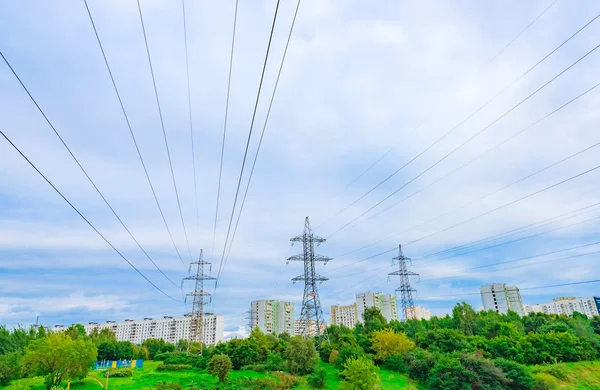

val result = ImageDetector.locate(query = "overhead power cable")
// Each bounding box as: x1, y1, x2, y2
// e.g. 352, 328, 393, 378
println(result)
223, 0, 301, 268
181, 0, 200, 230
214, 0, 282, 291
136, 0, 193, 263
318, 13, 600, 231
327, 43, 600, 239
0, 51, 180, 287
0, 128, 179, 302
82, 0, 187, 271
210, 0, 239, 263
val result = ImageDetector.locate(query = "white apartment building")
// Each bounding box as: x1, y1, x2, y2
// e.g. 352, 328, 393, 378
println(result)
356, 292, 398, 323
407, 305, 432, 320
294, 319, 327, 337
52, 314, 224, 346
481, 283, 525, 316
330, 303, 359, 328
524, 297, 599, 319
250, 300, 294, 335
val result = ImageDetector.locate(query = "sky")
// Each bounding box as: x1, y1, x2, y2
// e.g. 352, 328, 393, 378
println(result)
1, 0, 599, 339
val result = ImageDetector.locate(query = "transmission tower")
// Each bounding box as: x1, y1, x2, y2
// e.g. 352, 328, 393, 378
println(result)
389, 244, 418, 321
288, 217, 331, 344
182, 249, 215, 355
244, 309, 256, 333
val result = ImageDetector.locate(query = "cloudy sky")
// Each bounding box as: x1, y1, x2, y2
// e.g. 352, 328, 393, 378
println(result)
1, 0, 599, 338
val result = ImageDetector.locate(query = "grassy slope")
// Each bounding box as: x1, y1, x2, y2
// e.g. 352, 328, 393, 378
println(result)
1, 361, 418, 390
530, 361, 600, 389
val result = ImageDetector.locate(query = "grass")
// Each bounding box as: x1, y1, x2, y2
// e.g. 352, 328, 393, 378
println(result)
529, 361, 600, 389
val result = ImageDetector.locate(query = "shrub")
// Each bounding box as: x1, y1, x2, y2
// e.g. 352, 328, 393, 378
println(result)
0, 352, 22, 386
334, 344, 367, 369
284, 337, 317, 375
459, 353, 510, 389
370, 329, 415, 361
264, 351, 286, 371
104, 368, 133, 377
328, 349, 339, 365
155, 382, 183, 390
207, 354, 232, 383
340, 356, 380, 390
156, 363, 192, 371
532, 373, 559, 390
403, 348, 434, 381
306, 366, 327, 388
494, 358, 535, 390
383, 353, 406, 373
272, 371, 300, 389
427, 355, 478, 390
544, 365, 569, 380
153, 352, 170, 361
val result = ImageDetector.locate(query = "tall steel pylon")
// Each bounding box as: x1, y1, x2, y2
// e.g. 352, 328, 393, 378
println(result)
288, 217, 331, 343
389, 244, 418, 321
183, 249, 215, 355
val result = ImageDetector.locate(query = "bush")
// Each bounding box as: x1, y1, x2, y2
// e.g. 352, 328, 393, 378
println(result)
403, 348, 434, 382
334, 344, 367, 369
104, 368, 133, 377
155, 363, 192, 371
328, 349, 339, 365
533, 373, 559, 390
544, 365, 569, 380
427, 355, 478, 390
306, 366, 327, 388
494, 358, 535, 390
207, 354, 232, 383
0, 352, 22, 386
340, 356, 380, 390
153, 352, 170, 361
370, 329, 415, 361
284, 337, 317, 375
155, 382, 183, 390
272, 371, 300, 389
383, 353, 406, 373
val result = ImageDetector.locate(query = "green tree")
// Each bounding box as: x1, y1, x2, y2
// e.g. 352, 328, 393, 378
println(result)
0, 351, 23, 386
284, 336, 317, 375
427, 355, 477, 390
249, 327, 269, 360
64, 324, 87, 340
207, 354, 232, 383
225, 338, 259, 370
363, 307, 387, 333
23, 332, 97, 389
340, 356, 380, 390
370, 328, 415, 361
89, 328, 116, 346
494, 358, 535, 390
452, 302, 477, 336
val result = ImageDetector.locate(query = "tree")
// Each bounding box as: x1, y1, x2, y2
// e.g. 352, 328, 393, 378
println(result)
362, 307, 387, 333
284, 336, 317, 375
225, 338, 259, 370
340, 356, 380, 390
427, 355, 477, 390
207, 354, 232, 383
452, 302, 477, 336
23, 332, 97, 389
370, 329, 415, 361
248, 327, 269, 360
89, 328, 116, 346
64, 324, 87, 340
493, 358, 535, 390
0, 352, 22, 386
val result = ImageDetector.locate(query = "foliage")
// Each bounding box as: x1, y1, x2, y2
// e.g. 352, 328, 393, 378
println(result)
306, 366, 327, 388
207, 354, 232, 383
0, 352, 23, 386
370, 329, 415, 361
328, 349, 339, 365
532, 372, 559, 390
427, 355, 477, 390
156, 363, 192, 371
284, 336, 317, 375
452, 302, 477, 336
362, 307, 387, 334
225, 338, 260, 370
383, 353, 406, 373
415, 328, 471, 354
142, 338, 175, 360
339, 356, 381, 390
402, 348, 434, 382
271, 371, 300, 389
104, 367, 133, 377
23, 332, 97, 389
493, 358, 535, 390
155, 381, 184, 390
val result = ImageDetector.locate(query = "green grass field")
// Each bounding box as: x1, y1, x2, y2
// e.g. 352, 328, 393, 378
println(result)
4, 360, 600, 389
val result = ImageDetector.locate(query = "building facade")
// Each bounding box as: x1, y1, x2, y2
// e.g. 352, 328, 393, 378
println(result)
480, 283, 525, 316
330, 303, 359, 328
407, 305, 432, 320
250, 300, 294, 335
356, 292, 398, 322
524, 297, 599, 319
294, 319, 327, 336
52, 314, 224, 346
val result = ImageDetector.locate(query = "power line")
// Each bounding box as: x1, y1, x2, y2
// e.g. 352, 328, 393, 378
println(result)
326, 43, 600, 239
136, 0, 193, 264
0, 128, 180, 302
214, 0, 282, 291
210, 0, 239, 264
223, 0, 301, 268
181, 0, 200, 230
0, 51, 181, 287
81, 0, 187, 271
319, 13, 600, 231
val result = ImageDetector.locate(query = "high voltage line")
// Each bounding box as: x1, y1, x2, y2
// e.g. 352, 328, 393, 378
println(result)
136, 0, 193, 264
214, 0, 282, 292
81, 0, 187, 273
317, 13, 600, 232
0, 51, 181, 287
0, 128, 180, 302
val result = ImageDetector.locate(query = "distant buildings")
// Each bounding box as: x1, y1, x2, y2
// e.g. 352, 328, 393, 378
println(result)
524, 297, 599, 319
294, 319, 327, 336
406, 305, 432, 320
53, 314, 224, 345
356, 292, 398, 322
250, 300, 295, 335
330, 303, 359, 328
480, 283, 525, 316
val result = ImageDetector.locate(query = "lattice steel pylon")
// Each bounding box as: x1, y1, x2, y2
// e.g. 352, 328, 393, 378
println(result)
288, 217, 331, 344
183, 249, 215, 355
389, 244, 419, 321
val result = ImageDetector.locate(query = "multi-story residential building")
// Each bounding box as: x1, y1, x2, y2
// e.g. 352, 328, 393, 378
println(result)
330, 303, 359, 328
294, 319, 327, 337
406, 305, 432, 320
524, 297, 599, 319
480, 283, 525, 316
250, 300, 294, 335
52, 314, 224, 345
356, 292, 398, 322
